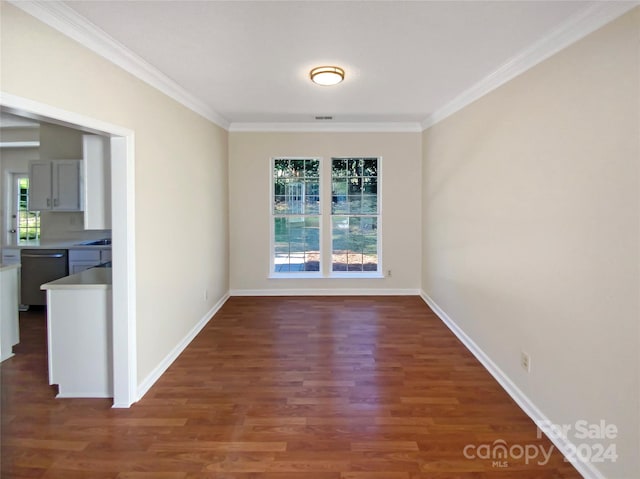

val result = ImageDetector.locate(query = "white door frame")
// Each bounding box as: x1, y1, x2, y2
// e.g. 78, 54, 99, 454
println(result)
1, 92, 137, 407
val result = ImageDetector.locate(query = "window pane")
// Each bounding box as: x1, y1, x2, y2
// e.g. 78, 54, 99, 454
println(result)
274, 195, 287, 213
348, 178, 362, 194
290, 159, 305, 177
304, 179, 320, 214
347, 196, 362, 214
306, 179, 319, 196
363, 159, 377, 176
332, 216, 378, 272
274, 179, 303, 215
274, 216, 320, 273
274, 179, 285, 196
331, 180, 347, 214
361, 195, 377, 214
348, 158, 362, 176
332, 180, 347, 196
362, 176, 377, 194
273, 159, 320, 216
331, 216, 349, 271
305, 159, 320, 177
274, 159, 290, 178
305, 197, 319, 214
332, 159, 348, 177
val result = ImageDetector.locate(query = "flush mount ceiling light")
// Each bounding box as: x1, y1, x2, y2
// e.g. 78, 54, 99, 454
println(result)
310, 66, 345, 86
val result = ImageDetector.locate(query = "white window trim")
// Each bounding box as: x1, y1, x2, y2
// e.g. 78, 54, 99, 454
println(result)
268, 156, 383, 279
330, 271, 384, 279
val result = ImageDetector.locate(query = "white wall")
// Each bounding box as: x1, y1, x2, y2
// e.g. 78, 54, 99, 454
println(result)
421, 8, 639, 478
1, 3, 229, 388
229, 131, 421, 293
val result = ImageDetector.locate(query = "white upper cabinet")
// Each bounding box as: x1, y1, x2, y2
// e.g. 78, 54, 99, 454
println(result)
54, 160, 82, 210
82, 135, 111, 230
29, 161, 53, 210
29, 159, 83, 211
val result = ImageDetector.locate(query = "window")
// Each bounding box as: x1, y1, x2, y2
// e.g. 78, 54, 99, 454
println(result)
15, 175, 41, 242
331, 158, 379, 272
272, 158, 320, 273
270, 156, 381, 277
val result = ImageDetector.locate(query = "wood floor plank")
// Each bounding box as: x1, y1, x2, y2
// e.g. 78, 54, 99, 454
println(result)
148, 441, 287, 452
2, 438, 89, 452
1, 298, 581, 478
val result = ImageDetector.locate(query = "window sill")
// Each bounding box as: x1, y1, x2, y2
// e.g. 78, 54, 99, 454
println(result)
269, 272, 384, 279
269, 272, 323, 279
329, 272, 384, 279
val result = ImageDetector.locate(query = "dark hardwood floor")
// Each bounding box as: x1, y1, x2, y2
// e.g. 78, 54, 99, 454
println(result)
1, 296, 581, 478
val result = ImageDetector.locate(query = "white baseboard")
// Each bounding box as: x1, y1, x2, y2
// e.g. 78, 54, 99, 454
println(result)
136, 292, 230, 401
230, 288, 420, 296
419, 290, 604, 479
57, 392, 112, 399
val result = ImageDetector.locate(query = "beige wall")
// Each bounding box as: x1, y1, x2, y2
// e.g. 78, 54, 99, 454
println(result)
229, 132, 421, 293
422, 9, 639, 478
1, 3, 229, 386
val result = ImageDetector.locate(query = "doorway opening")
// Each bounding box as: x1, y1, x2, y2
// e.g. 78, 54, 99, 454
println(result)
1, 92, 137, 407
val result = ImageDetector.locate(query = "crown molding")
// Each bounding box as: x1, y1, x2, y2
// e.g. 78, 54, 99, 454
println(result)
11, 1, 636, 134
229, 122, 422, 133
9, 0, 231, 130
421, 1, 639, 130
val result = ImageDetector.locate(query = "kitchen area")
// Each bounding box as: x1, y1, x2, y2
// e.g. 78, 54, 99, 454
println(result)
0, 113, 114, 398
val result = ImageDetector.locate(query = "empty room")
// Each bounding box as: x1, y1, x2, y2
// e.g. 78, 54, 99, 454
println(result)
0, 1, 638, 478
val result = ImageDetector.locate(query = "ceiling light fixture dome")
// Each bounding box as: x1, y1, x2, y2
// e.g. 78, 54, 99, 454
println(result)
310, 66, 345, 86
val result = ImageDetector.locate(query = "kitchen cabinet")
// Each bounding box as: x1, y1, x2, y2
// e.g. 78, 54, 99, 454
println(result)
1, 248, 20, 265
68, 248, 111, 274
41, 268, 112, 398
2, 249, 22, 310
0, 263, 20, 362
29, 159, 83, 211
83, 135, 111, 230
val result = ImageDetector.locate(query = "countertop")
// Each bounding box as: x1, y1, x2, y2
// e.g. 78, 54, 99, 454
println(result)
0, 263, 21, 272
2, 239, 111, 250
41, 267, 112, 290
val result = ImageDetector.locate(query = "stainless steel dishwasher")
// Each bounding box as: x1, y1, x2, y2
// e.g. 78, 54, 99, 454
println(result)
20, 249, 69, 306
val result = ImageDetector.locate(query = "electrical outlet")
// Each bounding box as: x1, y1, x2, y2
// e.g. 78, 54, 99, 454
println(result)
387, 269, 392, 277
521, 351, 531, 373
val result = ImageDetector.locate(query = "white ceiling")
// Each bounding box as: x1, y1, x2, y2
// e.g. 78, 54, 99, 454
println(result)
57, 1, 616, 126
